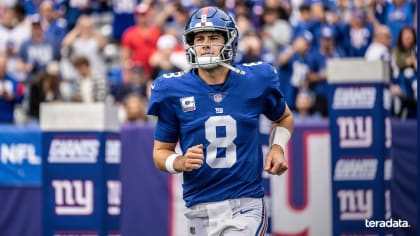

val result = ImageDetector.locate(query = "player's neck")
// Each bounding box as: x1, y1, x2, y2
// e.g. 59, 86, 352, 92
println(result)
197, 66, 230, 85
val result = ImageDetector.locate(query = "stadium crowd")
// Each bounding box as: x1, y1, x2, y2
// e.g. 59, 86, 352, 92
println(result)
0, 0, 417, 125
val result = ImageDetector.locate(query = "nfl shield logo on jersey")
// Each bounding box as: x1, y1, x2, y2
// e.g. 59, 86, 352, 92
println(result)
180, 96, 196, 112
213, 93, 223, 103
209, 93, 225, 103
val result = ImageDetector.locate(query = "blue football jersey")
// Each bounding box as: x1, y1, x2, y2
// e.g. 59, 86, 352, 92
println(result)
147, 62, 287, 207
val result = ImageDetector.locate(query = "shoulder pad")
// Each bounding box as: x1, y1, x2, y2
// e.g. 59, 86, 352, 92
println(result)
241, 61, 264, 68
241, 61, 276, 74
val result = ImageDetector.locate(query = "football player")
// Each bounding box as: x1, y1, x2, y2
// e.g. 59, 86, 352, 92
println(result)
147, 6, 294, 236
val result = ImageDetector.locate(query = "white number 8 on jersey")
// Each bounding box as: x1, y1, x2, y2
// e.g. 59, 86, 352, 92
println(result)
204, 115, 237, 168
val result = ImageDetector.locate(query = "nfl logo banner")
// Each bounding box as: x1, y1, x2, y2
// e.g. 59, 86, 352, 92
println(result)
0, 126, 42, 186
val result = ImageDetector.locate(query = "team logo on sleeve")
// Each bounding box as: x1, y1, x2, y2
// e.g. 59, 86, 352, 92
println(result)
180, 96, 196, 112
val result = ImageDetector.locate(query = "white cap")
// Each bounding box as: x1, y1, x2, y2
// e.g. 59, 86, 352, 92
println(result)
157, 34, 178, 50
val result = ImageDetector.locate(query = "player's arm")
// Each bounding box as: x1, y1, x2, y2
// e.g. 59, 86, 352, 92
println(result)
153, 140, 204, 174
264, 104, 294, 175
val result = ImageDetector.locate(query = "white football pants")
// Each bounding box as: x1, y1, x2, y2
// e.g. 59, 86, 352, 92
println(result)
184, 197, 267, 236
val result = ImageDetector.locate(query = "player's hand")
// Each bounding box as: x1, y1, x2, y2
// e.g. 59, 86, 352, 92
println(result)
264, 145, 288, 175
177, 144, 204, 172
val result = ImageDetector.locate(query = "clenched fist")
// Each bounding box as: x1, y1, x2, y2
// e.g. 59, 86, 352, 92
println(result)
264, 145, 288, 175
175, 144, 204, 172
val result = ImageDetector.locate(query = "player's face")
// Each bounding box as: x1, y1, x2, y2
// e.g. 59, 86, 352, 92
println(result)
193, 31, 225, 56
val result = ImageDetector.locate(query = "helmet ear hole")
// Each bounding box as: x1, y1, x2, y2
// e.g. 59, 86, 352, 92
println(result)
221, 31, 228, 44
186, 33, 195, 46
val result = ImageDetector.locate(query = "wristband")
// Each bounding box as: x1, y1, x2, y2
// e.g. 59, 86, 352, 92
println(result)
270, 126, 291, 152
165, 153, 181, 174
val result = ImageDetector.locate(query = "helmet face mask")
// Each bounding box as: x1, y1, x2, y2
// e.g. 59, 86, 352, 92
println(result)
183, 7, 239, 69
190, 42, 225, 69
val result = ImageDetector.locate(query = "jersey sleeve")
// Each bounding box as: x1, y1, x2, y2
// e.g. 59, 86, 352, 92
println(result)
262, 64, 287, 121
147, 77, 179, 143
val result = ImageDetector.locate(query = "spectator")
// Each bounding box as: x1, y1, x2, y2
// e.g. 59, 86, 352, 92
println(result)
293, 89, 322, 121
149, 34, 183, 79
19, 0, 41, 16
111, 0, 138, 41
333, 0, 353, 24
58, 0, 92, 31
365, 24, 403, 118
9, 4, 31, 54
278, 32, 313, 110
5, 40, 26, 82
233, 0, 252, 17
291, 3, 312, 41
307, 26, 344, 117
0, 6, 25, 54
38, 1, 67, 51
392, 25, 417, 118
235, 13, 255, 39
288, 0, 307, 26
341, 9, 374, 57
123, 93, 148, 123
0, 54, 24, 124
365, 24, 392, 61
69, 56, 108, 103
62, 14, 108, 80
120, 3, 161, 81
113, 63, 151, 103
376, 0, 415, 46
233, 1, 262, 29
18, 15, 60, 83
28, 71, 61, 122
266, 0, 292, 18
235, 31, 274, 64
392, 26, 417, 71
261, 6, 292, 56
307, 1, 336, 50
162, 4, 189, 43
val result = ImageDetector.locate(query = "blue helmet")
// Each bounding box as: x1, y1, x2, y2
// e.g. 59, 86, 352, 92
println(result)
183, 6, 239, 69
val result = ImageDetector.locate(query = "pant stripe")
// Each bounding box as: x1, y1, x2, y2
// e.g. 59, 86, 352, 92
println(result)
255, 199, 267, 236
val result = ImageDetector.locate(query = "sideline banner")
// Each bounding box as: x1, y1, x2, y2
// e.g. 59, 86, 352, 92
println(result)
120, 123, 170, 236
0, 125, 41, 185
390, 120, 417, 236
41, 103, 120, 236
42, 131, 121, 236
0, 120, 416, 235
0, 187, 41, 236
327, 59, 391, 235
0, 125, 42, 236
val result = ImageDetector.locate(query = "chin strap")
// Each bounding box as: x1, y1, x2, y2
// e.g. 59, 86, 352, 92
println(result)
219, 62, 246, 75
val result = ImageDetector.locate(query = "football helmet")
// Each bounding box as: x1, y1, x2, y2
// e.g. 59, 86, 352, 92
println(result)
183, 6, 239, 69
